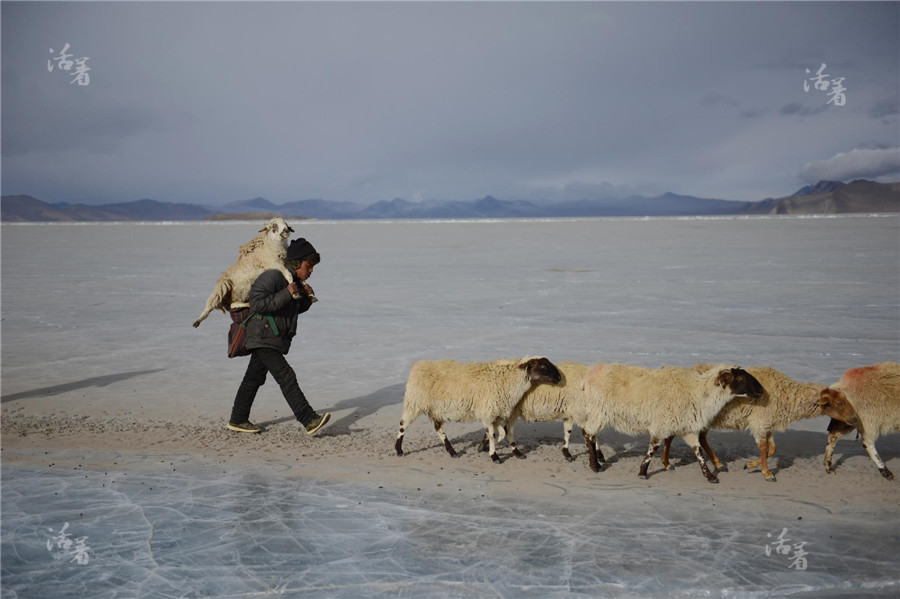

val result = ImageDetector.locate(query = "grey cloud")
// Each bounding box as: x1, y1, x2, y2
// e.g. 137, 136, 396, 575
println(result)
739, 108, 769, 119
4, 99, 169, 156
779, 103, 828, 118
699, 92, 740, 108
869, 99, 899, 120
798, 148, 900, 183
2, 1, 898, 205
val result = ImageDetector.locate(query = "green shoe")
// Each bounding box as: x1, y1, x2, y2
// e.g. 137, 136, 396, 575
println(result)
304, 413, 331, 436
227, 421, 262, 433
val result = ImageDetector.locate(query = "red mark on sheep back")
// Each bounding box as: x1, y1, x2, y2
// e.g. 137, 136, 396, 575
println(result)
584, 364, 606, 385
842, 365, 879, 387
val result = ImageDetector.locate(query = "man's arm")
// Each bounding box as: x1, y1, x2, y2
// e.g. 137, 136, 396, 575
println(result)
248, 270, 295, 314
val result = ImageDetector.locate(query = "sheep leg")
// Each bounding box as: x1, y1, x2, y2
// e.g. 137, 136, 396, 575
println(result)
192, 306, 213, 328
823, 419, 854, 474
664, 431, 722, 472
504, 420, 525, 459
193, 280, 231, 327
861, 432, 893, 480
486, 422, 502, 464
682, 432, 718, 484
746, 433, 775, 471
638, 436, 662, 479
433, 420, 458, 458
748, 433, 776, 482
562, 418, 574, 461
661, 435, 675, 471
280, 267, 302, 300
499, 416, 524, 458
481, 418, 511, 453
395, 418, 407, 456
583, 430, 602, 473
699, 430, 726, 472
745, 432, 767, 472
594, 435, 606, 464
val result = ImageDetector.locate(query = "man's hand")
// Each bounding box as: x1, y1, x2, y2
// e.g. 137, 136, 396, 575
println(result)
286, 282, 300, 296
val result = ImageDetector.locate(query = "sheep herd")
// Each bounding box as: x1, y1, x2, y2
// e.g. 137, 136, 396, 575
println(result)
395, 358, 900, 483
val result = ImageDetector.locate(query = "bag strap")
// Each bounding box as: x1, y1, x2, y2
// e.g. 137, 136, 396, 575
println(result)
236, 310, 279, 335
238, 310, 256, 329
266, 315, 280, 336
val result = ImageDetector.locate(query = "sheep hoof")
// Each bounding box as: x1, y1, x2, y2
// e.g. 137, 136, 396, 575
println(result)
664, 465, 675, 472
718, 464, 729, 472
826, 468, 836, 475
708, 477, 719, 484
192, 320, 201, 328
638, 473, 648, 480
513, 450, 526, 460
490, 453, 502, 464
562, 449, 573, 461
880, 468, 894, 480
291, 292, 302, 300
765, 475, 777, 482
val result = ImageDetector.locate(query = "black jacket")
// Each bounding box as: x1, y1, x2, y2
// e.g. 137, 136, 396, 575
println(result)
245, 269, 314, 354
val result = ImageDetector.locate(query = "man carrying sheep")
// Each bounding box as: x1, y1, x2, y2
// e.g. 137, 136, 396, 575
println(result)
227, 238, 331, 436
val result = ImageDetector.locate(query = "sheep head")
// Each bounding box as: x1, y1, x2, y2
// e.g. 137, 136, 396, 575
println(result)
519, 357, 562, 385
715, 367, 765, 399
817, 388, 859, 426
259, 218, 295, 245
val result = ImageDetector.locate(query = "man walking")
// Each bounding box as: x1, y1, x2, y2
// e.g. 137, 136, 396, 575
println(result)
227, 237, 331, 435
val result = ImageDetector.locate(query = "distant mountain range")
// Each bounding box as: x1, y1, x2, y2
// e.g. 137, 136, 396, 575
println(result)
2, 180, 898, 222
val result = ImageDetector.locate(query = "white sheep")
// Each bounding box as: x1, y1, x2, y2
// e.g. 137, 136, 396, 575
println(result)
477, 361, 606, 466
394, 357, 562, 463
192, 218, 301, 328
660, 366, 827, 482
581, 363, 765, 483
817, 361, 900, 480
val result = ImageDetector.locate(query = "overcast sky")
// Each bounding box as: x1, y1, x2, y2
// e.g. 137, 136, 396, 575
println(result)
2, 1, 899, 206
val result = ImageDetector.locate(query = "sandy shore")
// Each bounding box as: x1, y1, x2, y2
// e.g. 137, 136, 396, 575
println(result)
4, 406, 898, 511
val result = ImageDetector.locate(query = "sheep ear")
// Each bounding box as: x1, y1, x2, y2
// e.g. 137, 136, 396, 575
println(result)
258, 226, 267, 232
715, 370, 733, 388
817, 389, 836, 407
287, 225, 295, 233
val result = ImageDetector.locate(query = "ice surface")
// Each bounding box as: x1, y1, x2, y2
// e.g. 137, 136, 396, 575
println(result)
2, 217, 898, 409
2, 216, 899, 597
3, 462, 898, 599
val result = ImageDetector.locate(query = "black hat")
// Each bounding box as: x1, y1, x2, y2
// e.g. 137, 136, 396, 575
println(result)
286, 238, 317, 262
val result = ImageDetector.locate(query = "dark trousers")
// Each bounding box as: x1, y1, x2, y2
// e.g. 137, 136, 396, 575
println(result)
231, 348, 316, 426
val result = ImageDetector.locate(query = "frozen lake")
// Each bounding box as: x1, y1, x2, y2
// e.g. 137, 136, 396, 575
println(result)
2, 216, 899, 597
2, 458, 898, 599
